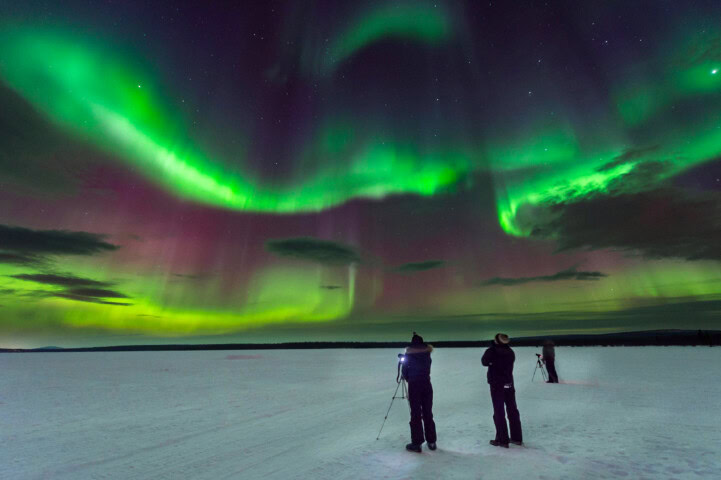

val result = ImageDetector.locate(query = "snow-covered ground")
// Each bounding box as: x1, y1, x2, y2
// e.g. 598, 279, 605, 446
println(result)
1, 347, 720, 479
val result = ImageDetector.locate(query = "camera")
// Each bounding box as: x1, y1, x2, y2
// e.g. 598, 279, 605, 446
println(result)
397, 353, 406, 362
535, 353, 542, 357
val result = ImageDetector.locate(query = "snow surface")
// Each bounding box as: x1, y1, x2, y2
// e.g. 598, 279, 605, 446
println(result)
1, 347, 720, 479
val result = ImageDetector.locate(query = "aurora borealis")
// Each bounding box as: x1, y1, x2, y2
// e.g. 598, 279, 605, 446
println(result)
2, 0, 721, 347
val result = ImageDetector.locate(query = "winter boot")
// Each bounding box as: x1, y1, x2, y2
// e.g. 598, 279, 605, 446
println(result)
406, 443, 422, 453
427, 442, 437, 450
489, 440, 509, 448
509, 440, 523, 446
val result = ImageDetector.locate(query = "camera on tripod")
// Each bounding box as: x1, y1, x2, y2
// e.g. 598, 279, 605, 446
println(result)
376, 353, 410, 440
533, 353, 547, 382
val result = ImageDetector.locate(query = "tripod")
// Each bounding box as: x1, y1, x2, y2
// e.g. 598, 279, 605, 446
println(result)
376, 359, 411, 440
532, 353, 548, 382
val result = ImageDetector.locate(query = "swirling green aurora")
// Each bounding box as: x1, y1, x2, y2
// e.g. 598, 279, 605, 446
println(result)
3, 1, 721, 347
2, 26, 721, 236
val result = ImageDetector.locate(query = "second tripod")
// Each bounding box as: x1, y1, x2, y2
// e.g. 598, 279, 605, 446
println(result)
532, 353, 548, 382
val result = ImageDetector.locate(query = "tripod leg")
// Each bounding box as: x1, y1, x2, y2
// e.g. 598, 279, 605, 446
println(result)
532, 362, 539, 382
404, 380, 411, 413
376, 380, 403, 440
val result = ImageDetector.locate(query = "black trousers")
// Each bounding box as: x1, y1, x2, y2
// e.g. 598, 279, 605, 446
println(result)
546, 359, 559, 383
408, 380, 437, 445
490, 384, 522, 444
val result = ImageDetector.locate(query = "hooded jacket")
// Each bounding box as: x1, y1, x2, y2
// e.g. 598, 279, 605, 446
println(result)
481, 343, 515, 386
401, 344, 433, 383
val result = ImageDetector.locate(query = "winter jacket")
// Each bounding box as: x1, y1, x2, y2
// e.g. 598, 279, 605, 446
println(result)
542, 344, 555, 360
481, 343, 515, 386
402, 344, 433, 384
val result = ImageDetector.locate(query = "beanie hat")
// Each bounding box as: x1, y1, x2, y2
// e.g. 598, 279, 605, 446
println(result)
411, 331, 424, 345
494, 333, 510, 345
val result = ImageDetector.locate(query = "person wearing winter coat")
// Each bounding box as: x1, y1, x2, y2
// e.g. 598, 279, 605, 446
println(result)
481, 333, 523, 448
401, 332, 437, 452
542, 339, 559, 383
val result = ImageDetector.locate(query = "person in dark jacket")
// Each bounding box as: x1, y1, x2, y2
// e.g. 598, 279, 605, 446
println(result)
401, 332, 437, 452
481, 333, 523, 447
542, 339, 559, 383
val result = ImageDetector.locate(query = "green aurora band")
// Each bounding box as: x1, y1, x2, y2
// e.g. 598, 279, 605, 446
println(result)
2, 26, 721, 239
0, 259, 357, 335
494, 117, 721, 237
322, 2, 452, 74
495, 30, 721, 237
0, 28, 467, 213
5, 246, 721, 337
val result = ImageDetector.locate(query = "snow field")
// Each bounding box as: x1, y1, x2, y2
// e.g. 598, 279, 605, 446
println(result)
1, 347, 720, 479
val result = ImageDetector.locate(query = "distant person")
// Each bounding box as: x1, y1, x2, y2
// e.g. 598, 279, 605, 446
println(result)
542, 340, 559, 383
482, 333, 523, 448
401, 332, 437, 452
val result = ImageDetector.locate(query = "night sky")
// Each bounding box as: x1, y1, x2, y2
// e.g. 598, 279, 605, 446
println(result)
2, 0, 721, 347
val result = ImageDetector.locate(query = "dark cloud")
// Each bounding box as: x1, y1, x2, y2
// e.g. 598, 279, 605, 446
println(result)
481, 266, 607, 286
66, 288, 128, 299
0, 252, 42, 265
530, 187, 721, 261
0, 224, 118, 256
10, 273, 131, 305
171, 273, 214, 281
394, 260, 445, 273
320, 285, 342, 290
53, 293, 131, 306
11, 273, 112, 287
265, 237, 361, 265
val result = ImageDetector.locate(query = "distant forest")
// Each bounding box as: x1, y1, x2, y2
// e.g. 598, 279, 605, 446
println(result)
1, 329, 719, 352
